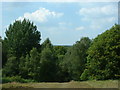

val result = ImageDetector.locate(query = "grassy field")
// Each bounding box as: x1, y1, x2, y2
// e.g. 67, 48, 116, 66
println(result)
1, 80, 119, 88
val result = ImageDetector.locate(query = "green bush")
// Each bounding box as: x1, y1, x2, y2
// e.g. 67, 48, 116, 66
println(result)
2, 77, 12, 83
80, 69, 89, 81
2, 76, 35, 83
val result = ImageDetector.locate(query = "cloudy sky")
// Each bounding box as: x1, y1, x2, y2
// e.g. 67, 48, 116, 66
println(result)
1, 2, 118, 45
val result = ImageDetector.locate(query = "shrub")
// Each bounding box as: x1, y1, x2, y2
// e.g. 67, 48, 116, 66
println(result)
80, 69, 89, 81
2, 76, 35, 83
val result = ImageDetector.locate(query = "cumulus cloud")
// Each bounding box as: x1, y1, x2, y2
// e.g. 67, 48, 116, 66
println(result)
79, 5, 117, 18
75, 26, 85, 31
78, 5, 117, 30
17, 8, 63, 23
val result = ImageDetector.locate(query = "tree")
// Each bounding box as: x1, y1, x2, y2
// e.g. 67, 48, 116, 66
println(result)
39, 39, 57, 82
27, 47, 40, 80
41, 38, 53, 50
64, 37, 91, 81
0, 36, 2, 42
4, 19, 41, 58
81, 24, 120, 80
53, 46, 69, 82
2, 40, 8, 67
19, 56, 28, 79
54, 46, 67, 56
19, 48, 40, 80
3, 19, 41, 76
3, 55, 18, 76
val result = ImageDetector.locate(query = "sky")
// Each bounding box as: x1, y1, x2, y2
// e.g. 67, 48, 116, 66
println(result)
1, 2, 118, 45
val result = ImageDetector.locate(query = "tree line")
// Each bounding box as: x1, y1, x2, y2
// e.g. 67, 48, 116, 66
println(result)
1, 19, 120, 82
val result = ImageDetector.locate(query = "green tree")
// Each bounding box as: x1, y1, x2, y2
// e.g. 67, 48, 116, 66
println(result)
3, 55, 18, 76
64, 37, 91, 81
20, 48, 41, 81
53, 46, 70, 82
54, 46, 67, 56
2, 40, 8, 67
39, 39, 57, 82
81, 24, 120, 80
4, 19, 41, 58
3, 19, 41, 76
0, 36, 2, 42
28, 48, 40, 80
19, 56, 28, 79
41, 38, 53, 50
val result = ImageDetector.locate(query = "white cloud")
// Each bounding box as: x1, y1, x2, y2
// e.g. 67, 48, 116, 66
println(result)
79, 5, 117, 18
75, 26, 85, 31
17, 8, 63, 23
78, 5, 117, 31
58, 22, 72, 26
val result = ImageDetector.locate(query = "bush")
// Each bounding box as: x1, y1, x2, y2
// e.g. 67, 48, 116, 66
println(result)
2, 76, 35, 83
80, 69, 89, 81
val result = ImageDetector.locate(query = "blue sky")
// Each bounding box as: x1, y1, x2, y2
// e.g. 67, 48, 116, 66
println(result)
1, 2, 118, 45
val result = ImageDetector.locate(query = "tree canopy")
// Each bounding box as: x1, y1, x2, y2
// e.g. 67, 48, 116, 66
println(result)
2, 19, 120, 82
4, 19, 41, 58
64, 37, 91, 80
3, 19, 41, 76
81, 24, 120, 80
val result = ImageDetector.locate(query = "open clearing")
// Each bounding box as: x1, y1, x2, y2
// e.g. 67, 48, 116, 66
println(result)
1, 80, 119, 88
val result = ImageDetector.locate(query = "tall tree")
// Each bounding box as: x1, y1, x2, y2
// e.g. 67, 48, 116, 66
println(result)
4, 19, 41, 58
23, 47, 41, 80
81, 24, 120, 80
39, 39, 57, 82
3, 19, 41, 76
53, 46, 71, 82
64, 37, 91, 81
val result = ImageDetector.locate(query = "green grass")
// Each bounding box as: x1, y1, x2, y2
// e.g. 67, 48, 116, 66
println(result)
1, 80, 119, 88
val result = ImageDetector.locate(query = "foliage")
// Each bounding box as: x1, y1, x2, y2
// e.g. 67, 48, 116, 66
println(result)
3, 55, 19, 77
41, 38, 53, 50
26, 48, 41, 80
81, 24, 120, 80
2, 76, 35, 83
3, 19, 41, 76
53, 46, 69, 82
4, 19, 41, 58
2, 19, 119, 82
2, 40, 8, 67
64, 37, 91, 81
0, 36, 2, 42
39, 46, 57, 82
54, 46, 67, 56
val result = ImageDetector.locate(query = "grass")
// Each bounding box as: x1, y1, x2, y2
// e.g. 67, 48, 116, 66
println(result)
1, 80, 119, 88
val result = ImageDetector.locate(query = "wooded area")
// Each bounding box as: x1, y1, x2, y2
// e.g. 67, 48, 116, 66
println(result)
0, 19, 120, 83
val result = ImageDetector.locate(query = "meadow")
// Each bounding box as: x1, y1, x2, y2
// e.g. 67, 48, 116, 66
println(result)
1, 80, 119, 88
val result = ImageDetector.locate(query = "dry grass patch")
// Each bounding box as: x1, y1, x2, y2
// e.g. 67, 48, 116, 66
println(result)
1, 80, 119, 88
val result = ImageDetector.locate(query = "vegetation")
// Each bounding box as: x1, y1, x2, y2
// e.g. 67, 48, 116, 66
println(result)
2, 76, 35, 83
2, 80, 118, 88
80, 24, 120, 80
1, 19, 120, 83
63, 37, 91, 81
